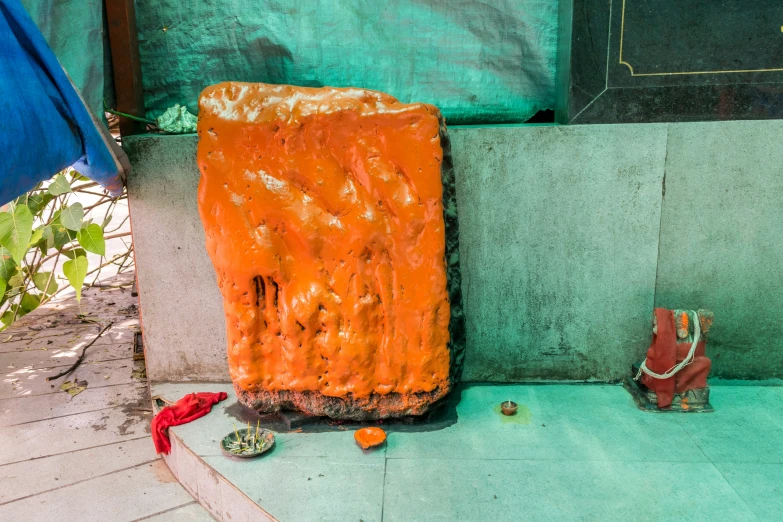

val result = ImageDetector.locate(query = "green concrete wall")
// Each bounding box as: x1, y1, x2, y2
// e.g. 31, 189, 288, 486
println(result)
655, 121, 783, 380
450, 125, 667, 381
126, 136, 230, 382
452, 120, 783, 382
126, 119, 783, 383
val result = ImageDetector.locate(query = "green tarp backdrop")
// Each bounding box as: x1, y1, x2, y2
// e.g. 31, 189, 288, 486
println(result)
25, 1, 559, 125
21, 0, 114, 119
136, 1, 558, 124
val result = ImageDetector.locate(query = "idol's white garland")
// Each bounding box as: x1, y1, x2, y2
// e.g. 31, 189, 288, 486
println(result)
634, 310, 701, 381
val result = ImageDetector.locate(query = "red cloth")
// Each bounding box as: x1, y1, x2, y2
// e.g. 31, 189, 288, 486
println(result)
151, 392, 227, 454
642, 309, 710, 408
642, 309, 677, 408
674, 340, 711, 394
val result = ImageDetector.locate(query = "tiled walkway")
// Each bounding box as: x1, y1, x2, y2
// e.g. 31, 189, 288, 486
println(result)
155, 381, 783, 522
0, 274, 212, 521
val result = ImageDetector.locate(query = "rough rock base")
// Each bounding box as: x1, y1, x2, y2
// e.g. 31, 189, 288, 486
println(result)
235, 384, 450, 421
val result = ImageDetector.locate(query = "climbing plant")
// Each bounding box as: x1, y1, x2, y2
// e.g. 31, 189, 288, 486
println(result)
0, 170, 133, 328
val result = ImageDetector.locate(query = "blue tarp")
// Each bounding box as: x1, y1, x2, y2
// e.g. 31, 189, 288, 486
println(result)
0, 0, 123, 205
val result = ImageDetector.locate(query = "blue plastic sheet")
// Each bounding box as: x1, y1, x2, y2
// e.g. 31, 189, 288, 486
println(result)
0, 0, 123, 205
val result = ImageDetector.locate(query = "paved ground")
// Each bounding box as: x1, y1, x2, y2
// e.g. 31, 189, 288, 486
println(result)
156, 381, 783, 522
4, 271, 783, 521
0, 272, 213, 521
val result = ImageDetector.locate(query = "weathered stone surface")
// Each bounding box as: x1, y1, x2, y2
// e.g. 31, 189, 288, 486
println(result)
450, 124, 667, 381
125, 135, 229, 382
235, 386, 448, 422
197, 83, 464, 419
656, 119, 783, 379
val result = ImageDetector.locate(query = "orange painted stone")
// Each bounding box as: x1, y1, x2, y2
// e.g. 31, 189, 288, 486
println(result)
197, 82, 463, 420
354, 427, 387, 450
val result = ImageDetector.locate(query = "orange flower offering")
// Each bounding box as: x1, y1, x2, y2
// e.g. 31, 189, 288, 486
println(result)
354, 427, 387, 450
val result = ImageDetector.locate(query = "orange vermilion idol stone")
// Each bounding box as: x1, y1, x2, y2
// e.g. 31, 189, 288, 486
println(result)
197, 83, 462, 420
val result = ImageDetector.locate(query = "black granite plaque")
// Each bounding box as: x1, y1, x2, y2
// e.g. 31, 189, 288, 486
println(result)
557, 0, 783, 123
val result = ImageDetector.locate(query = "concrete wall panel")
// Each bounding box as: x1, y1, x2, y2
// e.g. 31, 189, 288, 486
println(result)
656, 120, 783, 379
450, 125, 666, 381
126, 136, 229, 381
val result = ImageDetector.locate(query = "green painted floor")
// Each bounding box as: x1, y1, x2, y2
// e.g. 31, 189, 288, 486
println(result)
155, 382, 783, 521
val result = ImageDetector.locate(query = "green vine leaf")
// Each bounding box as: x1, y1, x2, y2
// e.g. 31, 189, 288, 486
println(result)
63, 255, 88, 302
7, 272, 24, 289
41, 226, 55, 253
47, 174, 72, 196
0, 278, 7, 300
29, 227, 44, 246
77, 224, 105, 256
0, 205, 34, 266
28, 193, 54, 214
0, 248, 16, 281
62, 247, 86, 260
32, 272, 58, 295
51, 225, 71, 249
1, 310, 14, 326
60, 203, 84, 231
20, 292, 40, 314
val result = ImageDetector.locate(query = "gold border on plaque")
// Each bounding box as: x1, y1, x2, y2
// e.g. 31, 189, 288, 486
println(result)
619, 0, 783, 76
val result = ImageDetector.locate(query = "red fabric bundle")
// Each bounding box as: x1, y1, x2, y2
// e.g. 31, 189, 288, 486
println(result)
642, 309, 710, 408
151, 392, 227, 454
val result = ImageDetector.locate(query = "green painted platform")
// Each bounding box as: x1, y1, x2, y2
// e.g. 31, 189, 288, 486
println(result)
154, 382, 783, 521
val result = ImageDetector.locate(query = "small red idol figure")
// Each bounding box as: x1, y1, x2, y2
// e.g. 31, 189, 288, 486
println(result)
627, 309, 714, 412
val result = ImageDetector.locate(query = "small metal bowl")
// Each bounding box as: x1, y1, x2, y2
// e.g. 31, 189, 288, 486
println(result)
220, 428, 275, 458
500, 401, 518, 416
